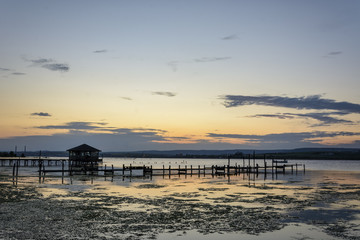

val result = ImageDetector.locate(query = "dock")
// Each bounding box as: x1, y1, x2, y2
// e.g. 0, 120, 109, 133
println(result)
1, 157, 305, 184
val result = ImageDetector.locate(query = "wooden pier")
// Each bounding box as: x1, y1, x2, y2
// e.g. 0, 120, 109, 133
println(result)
1, 157, 305, 184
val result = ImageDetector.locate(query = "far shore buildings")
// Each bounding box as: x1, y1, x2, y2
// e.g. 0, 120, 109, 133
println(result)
67, 144, 102, 166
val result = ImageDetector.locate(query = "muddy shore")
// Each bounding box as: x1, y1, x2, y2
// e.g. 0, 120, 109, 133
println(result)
1, 171, 360, 239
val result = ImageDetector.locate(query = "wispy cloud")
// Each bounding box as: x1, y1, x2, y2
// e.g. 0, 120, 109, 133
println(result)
152, 91, 177, 97
25, 57, 70, 72
31, 112, 52, 117
28, 58, 53, 64
36, 121, 107, 130
194, 57, 231, 63
120, 97, 133, 101
222, 94, 360, 113
328, 51, 342, 55
93, 49, 107, 53
324, 51, 343, 58
221, 34, 238, 40
249, 111, 354, 126
207, 131, 360, 147
42, 63, 69, 72
0, 67, 11, 71
12, 72, 26, 75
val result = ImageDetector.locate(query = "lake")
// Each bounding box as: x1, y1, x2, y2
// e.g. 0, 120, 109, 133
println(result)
0, 158, 359, 239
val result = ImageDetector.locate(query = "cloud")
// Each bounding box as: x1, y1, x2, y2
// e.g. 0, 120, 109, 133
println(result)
207, 131, 360, 148
152, 91, 177, 97
12, 72, 26, 75
120, 97, 133, 101
93, 49, 107, 53
222, 94, 360, 113
0, 67, 11, 71
25, 57, 70, 72
36, 121, 107, 130
328, 51, 342, 55
208, 131, 360, 140
31, 112, 52, 117
194, 57, 232, 62
42, 63, 70, 72
249, 111, 354, 126
28, 58, 53, 64
222, 34, 238, 40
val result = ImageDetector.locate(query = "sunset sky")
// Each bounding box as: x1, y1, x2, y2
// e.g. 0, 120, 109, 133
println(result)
1, 0, 360, 151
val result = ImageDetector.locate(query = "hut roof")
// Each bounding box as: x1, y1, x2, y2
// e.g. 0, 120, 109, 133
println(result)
67, 144, 101, 152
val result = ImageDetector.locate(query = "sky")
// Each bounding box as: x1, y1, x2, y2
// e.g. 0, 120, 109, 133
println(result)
1, 0, 360, 152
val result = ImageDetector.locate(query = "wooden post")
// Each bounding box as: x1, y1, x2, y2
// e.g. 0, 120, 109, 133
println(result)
198, 165, 200, 177
12, 163, 16, 181
122, 164, 125, 176
112, 164, 114, 176
191, 165, 193, 176
169, 165, 171, 178
62, 160, 64, 184
163, 165, 165, 176
264, 162, 267, 176
303, 164, 305, 173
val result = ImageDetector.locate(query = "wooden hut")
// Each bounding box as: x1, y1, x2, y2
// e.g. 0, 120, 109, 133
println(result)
67, 144, 102, 167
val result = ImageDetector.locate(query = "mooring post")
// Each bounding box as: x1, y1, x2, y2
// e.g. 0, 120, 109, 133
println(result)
253, 151, 255, 169
185, 165, 187, 175
62, 160, 64, 183
283, 164, 285, 174
203, 165, 206, 176
122, 164, 125, 176
38, 161, 42, 179
303, 164, 305, 173
191, 165, 193, 176
169, 165, 171, 178
112, 164, 114, 176
16, 160, 19, 178
163, 165, 165, 176
12, 163, 16, 181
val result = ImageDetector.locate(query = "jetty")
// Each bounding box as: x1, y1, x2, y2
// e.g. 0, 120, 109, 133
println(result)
1, 156, 305, 183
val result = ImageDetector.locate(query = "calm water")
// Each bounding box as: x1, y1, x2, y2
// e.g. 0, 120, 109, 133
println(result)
102, 158, 360, 171
1, 158, 359, 240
